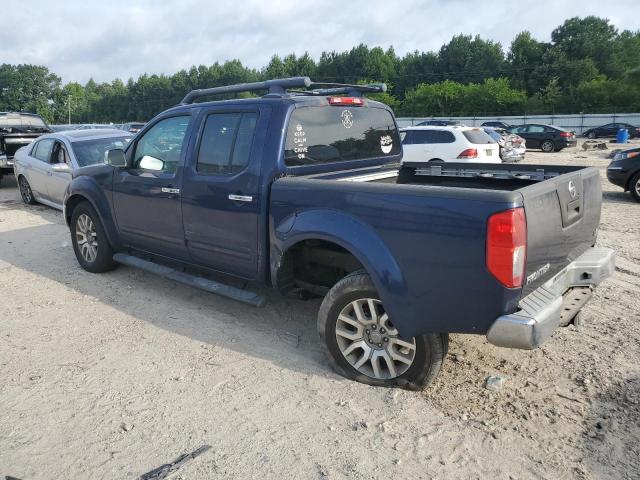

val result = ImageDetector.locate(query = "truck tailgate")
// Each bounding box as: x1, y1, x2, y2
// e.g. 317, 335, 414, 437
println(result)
520, 166, 601, 295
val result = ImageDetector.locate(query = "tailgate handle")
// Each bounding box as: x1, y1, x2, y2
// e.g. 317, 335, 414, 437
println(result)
566, 198, 581, 222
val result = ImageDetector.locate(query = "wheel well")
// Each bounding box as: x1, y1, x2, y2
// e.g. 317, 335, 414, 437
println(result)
64, 195, 88, 225
277, 239, 364, 297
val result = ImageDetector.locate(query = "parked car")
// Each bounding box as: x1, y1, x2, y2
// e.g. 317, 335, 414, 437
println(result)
481, 121, 512, 129
483, 127, 526, 162
607, 146, 640, 202
118, 122, 146, 134
583, 123, 640, 139
401, 126, 500, 163
416, 119, 463, 127
62, 77, 613, 390
14, 129, 132, 210
507, 124, 577, 152
0, 112, 52, 186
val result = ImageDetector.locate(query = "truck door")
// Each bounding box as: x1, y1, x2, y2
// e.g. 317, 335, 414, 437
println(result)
181, 105, 270, 280
113, 114, 193, 261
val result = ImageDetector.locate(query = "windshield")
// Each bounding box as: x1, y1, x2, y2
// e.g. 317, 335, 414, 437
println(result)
483, 128, 502, 142
72, 136, 132, 167
0, 114, 49, 132
284, 105, 400, 166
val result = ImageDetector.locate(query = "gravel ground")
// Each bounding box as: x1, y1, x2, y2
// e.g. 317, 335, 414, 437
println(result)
1, 140, 639, 479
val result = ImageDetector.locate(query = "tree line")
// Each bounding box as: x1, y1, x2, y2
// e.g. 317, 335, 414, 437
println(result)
1, 16, 639, 124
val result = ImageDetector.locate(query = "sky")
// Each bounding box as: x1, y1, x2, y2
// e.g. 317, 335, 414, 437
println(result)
2, 0, 639, 84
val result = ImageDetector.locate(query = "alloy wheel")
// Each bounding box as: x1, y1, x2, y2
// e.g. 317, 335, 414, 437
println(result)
541, 140, 554, 152
19, 177, 32, 204
335, 298, 416, 380
75, 213, 98, 263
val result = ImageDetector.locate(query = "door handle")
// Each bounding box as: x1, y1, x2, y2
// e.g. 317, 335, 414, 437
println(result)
161, 187, 180, 194
228, 194, 253, 202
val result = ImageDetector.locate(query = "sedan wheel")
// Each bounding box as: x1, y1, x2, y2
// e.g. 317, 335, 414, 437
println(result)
335, 298, 416, 380
541, 140, 555, 152
587, 131, 596, 139
19, 176, 37, 205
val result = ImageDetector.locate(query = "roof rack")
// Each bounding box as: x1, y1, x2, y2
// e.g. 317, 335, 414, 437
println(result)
179, 77, 387, 104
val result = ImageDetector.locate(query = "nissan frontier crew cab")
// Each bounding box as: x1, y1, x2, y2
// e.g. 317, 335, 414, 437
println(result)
60, 77, 614, 390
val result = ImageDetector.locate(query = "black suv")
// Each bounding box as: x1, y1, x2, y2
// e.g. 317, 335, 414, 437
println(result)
0, 112, 52, 185
507, 124, 577, 152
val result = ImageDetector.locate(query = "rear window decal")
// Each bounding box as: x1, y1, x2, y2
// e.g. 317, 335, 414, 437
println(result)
341, 110, 354, 129
380, 135, 393, 154
293, 123, 308, 159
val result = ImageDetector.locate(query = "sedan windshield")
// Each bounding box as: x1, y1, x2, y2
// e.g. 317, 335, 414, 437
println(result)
72, 137, 131, 167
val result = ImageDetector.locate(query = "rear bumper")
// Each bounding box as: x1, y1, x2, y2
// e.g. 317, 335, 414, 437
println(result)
0, 154, 14, 173
486, 246, 615, 349
558, 139, 577, 148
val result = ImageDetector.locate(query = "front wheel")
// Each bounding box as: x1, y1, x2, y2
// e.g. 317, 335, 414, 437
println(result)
541, 140, 555, 152
630, 172, 640, 203
70, 201, 118, 273
587, 131, 596, 139
18, 175, 37, 205
317, 272, 447, 390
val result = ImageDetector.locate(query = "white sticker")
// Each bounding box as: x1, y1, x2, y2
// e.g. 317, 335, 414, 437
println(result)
380, 135, 393, 154
293, 123, 308, 159
341, 110, 354, 129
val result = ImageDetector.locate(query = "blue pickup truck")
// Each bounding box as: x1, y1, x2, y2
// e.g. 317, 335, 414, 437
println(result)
61, 77, 614, 389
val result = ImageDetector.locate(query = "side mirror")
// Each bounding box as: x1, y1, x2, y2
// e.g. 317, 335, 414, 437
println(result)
105, 148, 126, 167
52, 163, 72, 174
139, 155, 164, 171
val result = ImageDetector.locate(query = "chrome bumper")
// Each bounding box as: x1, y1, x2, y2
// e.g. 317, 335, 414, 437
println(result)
487, 247, 615, 349
0, 154, 13, 169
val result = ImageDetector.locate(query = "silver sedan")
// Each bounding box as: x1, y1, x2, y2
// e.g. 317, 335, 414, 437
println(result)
13, 129, 132, 210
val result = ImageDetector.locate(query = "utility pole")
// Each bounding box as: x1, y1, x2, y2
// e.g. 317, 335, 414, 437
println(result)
67, 95, 72, 125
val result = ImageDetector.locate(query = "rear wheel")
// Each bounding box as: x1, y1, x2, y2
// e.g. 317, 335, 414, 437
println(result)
630, 172, 640, 203
70, 201, 118, 273
318, 271, 447, 390
541, 140, 555, 153
18, 176, 37, 205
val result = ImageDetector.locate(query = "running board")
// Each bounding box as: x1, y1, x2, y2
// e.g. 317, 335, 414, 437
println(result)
112, 253, 266, 307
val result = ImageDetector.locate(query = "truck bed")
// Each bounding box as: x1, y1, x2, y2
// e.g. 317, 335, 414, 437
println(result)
272, 161, 601, 337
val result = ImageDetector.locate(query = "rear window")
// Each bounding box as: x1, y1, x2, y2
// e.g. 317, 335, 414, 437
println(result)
284, 106, 400, 166
0, 114, 48, 130
462, 129, 496, 144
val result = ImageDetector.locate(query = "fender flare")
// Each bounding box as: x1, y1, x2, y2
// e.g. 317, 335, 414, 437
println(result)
272, 209, 412, 336
64, 177, 121, 250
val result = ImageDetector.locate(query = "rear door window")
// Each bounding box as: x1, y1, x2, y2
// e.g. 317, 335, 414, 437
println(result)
196, 112, 258, 175
431, 130, 456, 143
462, 130, 495, 144
284, 106, 400, 166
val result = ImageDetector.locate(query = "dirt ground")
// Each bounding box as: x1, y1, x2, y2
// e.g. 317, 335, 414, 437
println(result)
1, 139, 639, 480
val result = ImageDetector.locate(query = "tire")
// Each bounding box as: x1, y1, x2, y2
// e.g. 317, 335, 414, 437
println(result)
70, 201, 118, 273
630, 171, 640, 203
541, 140, 555, 153
587, 131, 596, 139
317, 271, 447, 390
18, 175, 37, 205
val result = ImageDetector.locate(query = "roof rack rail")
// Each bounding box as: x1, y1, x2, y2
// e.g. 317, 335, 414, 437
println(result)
180, 77, 387, 104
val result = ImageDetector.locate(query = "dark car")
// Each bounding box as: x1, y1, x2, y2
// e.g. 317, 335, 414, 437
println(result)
416, 119, 462, 126
481, 121, 512, 129
61, 77, 612, 390
607, 147, 640, 202
0, 112, 52, 185
118, 122, 146, 134
507, 124, 577, 152
583, 123, 640, 139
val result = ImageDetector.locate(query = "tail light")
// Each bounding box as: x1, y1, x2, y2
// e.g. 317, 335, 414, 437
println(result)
457, 148, 478, 159
486, 208, 527, 288
327, 96, 364, 106
559, 132, 572, 138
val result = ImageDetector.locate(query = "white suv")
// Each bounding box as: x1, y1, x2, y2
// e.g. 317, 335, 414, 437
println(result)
400, 126, 501, 164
